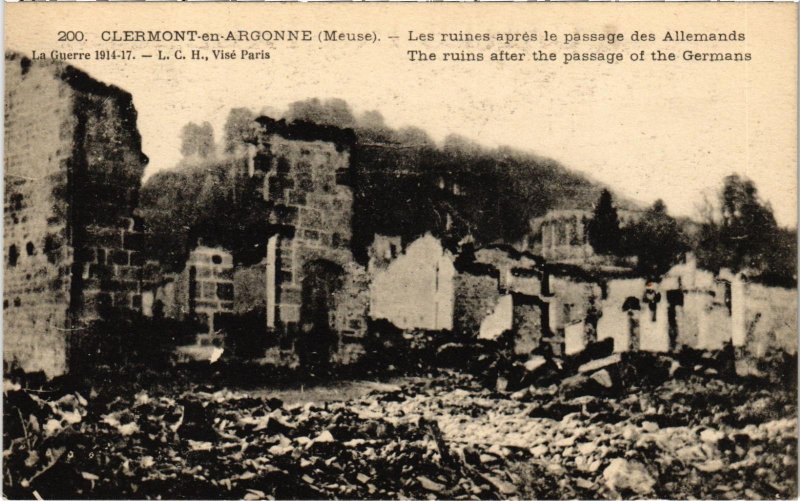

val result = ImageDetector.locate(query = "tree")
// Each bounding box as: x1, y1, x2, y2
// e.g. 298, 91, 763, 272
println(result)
696, 174, 793, 283
285, 98, 356, 128
180, 121, 215, 159
626, 200, 687, 278
587, 189, 622, 255
139, 159, 270, 272
223, 108, 257, 154
393, 126, 435, 148
718, 174, 779, 271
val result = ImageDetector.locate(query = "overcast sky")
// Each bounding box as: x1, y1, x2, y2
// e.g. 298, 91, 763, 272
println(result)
7, 3, 797, 226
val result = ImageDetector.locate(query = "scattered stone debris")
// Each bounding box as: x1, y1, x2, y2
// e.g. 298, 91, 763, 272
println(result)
3, 349, 796, 500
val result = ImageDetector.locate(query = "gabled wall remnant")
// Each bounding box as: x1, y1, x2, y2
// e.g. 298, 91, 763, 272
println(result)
370, 234, 455, 331
4, 53, 148, 377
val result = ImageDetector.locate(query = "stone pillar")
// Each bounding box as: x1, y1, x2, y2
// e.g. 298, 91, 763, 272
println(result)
627, 310, 641, 351
731, 275, 747, 348
266, 234, 278, 329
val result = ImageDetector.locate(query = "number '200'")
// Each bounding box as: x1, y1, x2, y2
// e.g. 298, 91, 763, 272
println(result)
58, 31, 85, 42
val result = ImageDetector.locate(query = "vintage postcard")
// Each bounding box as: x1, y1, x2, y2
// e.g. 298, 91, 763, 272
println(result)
3, 3, 797, 499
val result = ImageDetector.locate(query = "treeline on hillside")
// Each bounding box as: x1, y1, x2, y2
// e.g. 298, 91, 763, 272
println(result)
139, 98, 608, 270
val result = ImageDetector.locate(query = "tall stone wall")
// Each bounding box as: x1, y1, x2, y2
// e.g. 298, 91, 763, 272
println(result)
250, 118, 368, 356
4, 53, 147, 376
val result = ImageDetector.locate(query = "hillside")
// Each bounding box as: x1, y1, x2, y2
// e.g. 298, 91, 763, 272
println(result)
349, 134, 616, 258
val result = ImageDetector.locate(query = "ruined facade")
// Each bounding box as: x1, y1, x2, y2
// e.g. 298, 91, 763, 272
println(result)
4, 53, 148, 376
543, 251, 798, 366
453, 264, 503, 338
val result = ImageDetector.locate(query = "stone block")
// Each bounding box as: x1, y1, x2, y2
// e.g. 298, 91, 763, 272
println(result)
110, 249, 130, 266
122, 231, 143, 251
578, 353, 622, 374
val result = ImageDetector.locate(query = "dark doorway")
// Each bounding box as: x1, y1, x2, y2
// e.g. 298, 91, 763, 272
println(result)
188, 266, 198, 317
297, 259, 344, 372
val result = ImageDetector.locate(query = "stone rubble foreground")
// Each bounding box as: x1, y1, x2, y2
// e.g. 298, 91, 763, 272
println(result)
3, 359, 796, 500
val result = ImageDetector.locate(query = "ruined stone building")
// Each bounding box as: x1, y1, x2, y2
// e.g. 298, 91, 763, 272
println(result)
540, 251, 797, 370
4, 53, 148, 376
530, 208, 641, 263
367, 234, 559, 357
137, 119, 370, 364
456, 247, 558, 356
467, 246, 554, 354
245, 118, 369, 362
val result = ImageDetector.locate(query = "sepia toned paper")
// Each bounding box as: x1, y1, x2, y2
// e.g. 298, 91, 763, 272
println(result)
3, 2, 798, 500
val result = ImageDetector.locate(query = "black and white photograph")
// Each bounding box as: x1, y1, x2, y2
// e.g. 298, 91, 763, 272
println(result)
2, 3, 798, 499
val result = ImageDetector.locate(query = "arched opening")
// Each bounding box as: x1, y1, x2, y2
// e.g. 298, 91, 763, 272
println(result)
26, 241, 35, 256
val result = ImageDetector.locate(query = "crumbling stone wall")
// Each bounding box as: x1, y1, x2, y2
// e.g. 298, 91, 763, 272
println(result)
4, 53, 147, 376
742, 283, 797, 356
333, 262, 370, 340
550, 276, 601, 326
475, 292, 548, 356
473, 246, 541, 291
512, 294, 545, 355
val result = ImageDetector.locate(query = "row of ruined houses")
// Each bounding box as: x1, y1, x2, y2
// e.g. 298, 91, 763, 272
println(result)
4, 53, 795, 378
